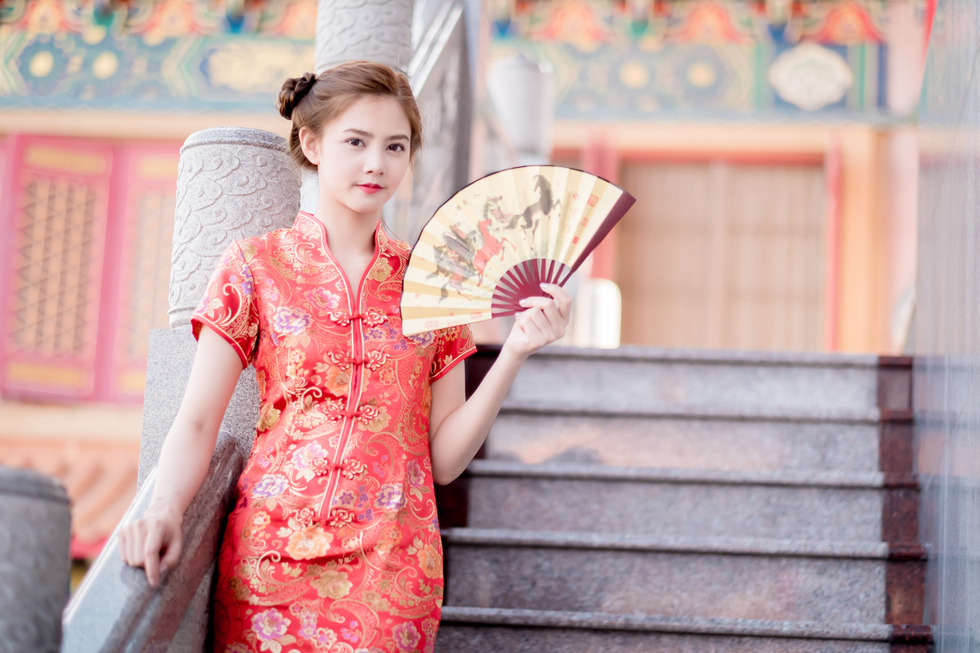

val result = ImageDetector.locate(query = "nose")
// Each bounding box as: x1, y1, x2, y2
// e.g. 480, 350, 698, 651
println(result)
363, 144, 385, 176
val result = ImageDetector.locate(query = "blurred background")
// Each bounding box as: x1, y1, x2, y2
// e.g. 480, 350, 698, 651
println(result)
0, 0, 927, 583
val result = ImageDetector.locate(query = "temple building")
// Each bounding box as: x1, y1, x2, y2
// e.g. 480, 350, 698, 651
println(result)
0, 0, 925, 566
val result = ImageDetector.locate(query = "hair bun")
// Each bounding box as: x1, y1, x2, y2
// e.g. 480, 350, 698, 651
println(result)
277, 72, 318, 119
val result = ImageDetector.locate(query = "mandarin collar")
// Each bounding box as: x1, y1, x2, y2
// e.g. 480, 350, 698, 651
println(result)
294, 211, 391, 256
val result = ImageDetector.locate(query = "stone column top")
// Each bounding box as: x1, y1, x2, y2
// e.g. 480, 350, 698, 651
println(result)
0, 465, 69, 504
169, 127, 301, 329
181, 127, 290, 153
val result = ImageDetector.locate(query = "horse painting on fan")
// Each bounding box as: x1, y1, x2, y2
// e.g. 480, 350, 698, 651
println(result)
402, 165, 635, 336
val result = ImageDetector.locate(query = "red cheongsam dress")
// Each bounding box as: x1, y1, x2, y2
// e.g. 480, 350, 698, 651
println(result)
191, 212, 475, 653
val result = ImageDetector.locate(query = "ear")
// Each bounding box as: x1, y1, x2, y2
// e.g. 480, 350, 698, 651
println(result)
298, 126, 320, 166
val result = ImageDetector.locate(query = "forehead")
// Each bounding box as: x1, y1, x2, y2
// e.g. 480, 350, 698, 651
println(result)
327, 95, 411, 135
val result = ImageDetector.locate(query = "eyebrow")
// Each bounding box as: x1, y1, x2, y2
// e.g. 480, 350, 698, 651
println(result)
343, 128, 410, 142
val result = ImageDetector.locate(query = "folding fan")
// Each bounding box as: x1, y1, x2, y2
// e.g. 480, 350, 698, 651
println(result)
400, 165, 635, 336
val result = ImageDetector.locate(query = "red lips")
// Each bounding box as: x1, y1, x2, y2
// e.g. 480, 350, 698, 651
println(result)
358, 183, 383, 194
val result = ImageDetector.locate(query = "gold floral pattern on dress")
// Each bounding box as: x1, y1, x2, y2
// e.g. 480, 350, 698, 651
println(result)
192, 213, 475, 652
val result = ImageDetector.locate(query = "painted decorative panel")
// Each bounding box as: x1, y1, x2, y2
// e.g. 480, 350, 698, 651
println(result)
0, 0, 316, 112
0, 135, 112, 398
489, 0, 896, 119
0, 135, 181, 402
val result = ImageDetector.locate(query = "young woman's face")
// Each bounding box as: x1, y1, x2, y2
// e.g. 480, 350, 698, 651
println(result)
301, 95, 413, 221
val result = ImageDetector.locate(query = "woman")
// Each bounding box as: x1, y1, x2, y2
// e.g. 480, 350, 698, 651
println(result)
119, 60, 570, 652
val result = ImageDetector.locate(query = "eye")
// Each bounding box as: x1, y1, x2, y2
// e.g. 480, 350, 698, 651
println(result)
388, 143, 406, 152
346, 138, 364, 147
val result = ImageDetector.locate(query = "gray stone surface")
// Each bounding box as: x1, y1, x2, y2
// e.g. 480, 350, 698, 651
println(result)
0, 467, 71, 653
169, 127, 300, 328
440, 606, 894, 640
62, 431, 242, 653
435, 624, 890, 653
444, 533, 886, 623
444, 529, 887, 624
507, 347, 879, 413
485, 411, 881, 472
466, 468, 883, 541
138, 327, 258, 488
436, 607, 896, 652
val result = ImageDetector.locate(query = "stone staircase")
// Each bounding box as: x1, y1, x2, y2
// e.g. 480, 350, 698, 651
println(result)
436, 347, 930, 652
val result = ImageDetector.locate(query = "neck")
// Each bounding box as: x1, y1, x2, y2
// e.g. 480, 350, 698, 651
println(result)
313, 201, 378, 258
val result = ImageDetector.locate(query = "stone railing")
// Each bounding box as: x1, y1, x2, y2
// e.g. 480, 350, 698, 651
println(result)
62, 431, 243, 652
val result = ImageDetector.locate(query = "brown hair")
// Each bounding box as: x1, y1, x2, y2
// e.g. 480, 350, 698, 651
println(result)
277, 61, 423, 171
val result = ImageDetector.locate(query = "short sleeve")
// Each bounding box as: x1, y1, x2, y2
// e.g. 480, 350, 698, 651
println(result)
190, 241, 260, 368
429, 324, 477, 382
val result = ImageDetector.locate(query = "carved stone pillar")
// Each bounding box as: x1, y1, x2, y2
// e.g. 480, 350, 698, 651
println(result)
169, 128, 302, 328
314, 0, 414, 73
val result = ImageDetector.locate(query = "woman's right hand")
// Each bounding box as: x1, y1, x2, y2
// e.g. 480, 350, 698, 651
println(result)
117, 506, 183, 588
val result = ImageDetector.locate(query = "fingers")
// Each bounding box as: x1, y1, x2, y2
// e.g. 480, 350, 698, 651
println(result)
143, 526, 163, 588
541, 283, 573, 321
116, 516, 180, 589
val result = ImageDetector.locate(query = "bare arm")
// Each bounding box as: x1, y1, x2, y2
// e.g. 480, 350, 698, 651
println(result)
428, 283, 571, 485
118, 327, 243, 586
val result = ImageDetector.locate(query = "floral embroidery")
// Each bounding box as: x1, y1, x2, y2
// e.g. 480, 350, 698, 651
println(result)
306, 287, 341, 313
369, 257, 393, 281
252, 475, 288, 499
309, 564, 353, 599
375, 484, 406, 511
291, 442, 328, 481
392, 622, 421, 652
251, 608, 290, 645
257, 404, 281, 432
418, 544, 442, 579
314, 628, 339, 648
407, 330, 435, 347
249, 511, 271, 530
407, 460, 425, 488
322, 365, 350, 396
285, 524, 333, 560
273, 306, 311, 335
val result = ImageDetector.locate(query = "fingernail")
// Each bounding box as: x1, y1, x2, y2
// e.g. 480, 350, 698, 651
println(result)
519, 299, 529, 307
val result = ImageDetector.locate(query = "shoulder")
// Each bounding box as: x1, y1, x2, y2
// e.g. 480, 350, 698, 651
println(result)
236, 227, 295, 264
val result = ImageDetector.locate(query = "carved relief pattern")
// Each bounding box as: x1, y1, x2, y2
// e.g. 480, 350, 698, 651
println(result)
169, 130, 301, 328
315, 0, 415, 72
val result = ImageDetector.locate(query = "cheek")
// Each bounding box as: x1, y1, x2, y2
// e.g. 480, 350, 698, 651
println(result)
388, 157, 411, 184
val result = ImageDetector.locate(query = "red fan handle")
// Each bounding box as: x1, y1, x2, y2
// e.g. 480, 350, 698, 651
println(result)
490, 258, 572, 317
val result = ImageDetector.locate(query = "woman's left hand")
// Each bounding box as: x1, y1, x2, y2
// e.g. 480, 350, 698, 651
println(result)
502, 283, 573, 360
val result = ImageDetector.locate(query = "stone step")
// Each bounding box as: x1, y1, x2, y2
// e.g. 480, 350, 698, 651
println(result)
436, 607, 932, 653
465, 460, 905, 542
507, 347, 883, 414
443, 529, 902, 624
486, 406, 884, 472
